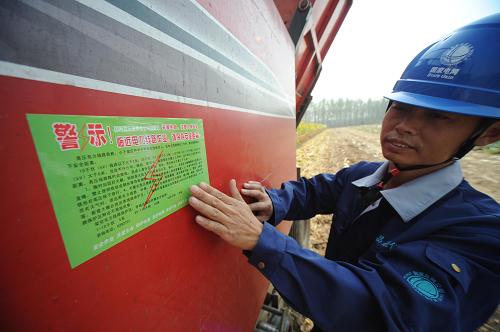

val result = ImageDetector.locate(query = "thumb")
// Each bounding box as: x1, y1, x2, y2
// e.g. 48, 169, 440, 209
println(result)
229, 179, 244, 202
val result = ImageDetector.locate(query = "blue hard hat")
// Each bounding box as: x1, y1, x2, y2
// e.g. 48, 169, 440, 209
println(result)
385, 13, 500, 119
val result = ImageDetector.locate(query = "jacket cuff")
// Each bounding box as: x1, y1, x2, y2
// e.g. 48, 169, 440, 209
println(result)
243, 222, 286, 277
265, 189, 286, 225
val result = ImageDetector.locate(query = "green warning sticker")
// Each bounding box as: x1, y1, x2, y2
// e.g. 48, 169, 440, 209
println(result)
27, 114, 209, 268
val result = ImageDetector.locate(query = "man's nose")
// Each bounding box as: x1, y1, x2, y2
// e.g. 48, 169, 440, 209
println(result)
394, 110, 423, 135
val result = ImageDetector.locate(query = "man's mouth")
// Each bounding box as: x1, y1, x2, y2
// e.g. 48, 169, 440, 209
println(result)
386, 138, 415, 149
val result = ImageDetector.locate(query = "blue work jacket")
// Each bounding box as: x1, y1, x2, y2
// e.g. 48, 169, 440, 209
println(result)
245, 161, 500, 331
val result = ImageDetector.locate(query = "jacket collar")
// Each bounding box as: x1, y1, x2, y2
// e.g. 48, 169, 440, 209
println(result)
352, 161, 463, 222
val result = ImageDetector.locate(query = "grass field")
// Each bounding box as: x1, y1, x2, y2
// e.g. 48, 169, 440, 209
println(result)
296, 122, 327, 147
480, 141, 500, 154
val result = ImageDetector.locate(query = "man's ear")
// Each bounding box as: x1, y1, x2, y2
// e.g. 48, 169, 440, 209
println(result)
474, 121, 500, 146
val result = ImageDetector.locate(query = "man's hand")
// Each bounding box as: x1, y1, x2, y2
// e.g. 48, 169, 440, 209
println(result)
241, 181, 274, 222
188, 179, 263, 250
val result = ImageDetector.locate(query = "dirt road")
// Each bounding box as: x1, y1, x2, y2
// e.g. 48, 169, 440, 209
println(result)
295, 125, 500, 331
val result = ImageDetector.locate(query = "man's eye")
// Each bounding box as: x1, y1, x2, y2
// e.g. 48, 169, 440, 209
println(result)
389, 106, 405, 114
428, 112, 450, 120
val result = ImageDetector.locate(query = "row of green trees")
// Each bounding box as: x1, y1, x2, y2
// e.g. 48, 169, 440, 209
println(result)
303, 98, 388, 128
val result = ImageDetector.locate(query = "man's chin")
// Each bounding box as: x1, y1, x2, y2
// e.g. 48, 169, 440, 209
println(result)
382, 152, 417, 169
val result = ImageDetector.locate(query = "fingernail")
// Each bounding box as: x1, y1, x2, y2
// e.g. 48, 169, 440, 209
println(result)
189, 196, 198, 204
190, 185, 199, 193
241, 189, 248, 193
199, 182, 208, 189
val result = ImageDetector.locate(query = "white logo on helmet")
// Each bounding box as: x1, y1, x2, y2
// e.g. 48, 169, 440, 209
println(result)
426, 43, 474, 80
440, 43, 474, 65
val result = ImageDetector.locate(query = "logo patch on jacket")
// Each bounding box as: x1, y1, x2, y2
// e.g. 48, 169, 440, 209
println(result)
375, 234, 397, 250
404, 271, 444, 302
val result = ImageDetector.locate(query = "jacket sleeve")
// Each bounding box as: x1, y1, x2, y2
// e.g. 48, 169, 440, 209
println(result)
245, 222, 499, 332
266, 168, 350, 225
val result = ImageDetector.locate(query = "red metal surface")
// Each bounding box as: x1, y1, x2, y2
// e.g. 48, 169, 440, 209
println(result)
273, 0, 303, 28
0, 0, 352, 329
196, 0, 296, 104
0, 76, 295, 331
294, 0, 352, 114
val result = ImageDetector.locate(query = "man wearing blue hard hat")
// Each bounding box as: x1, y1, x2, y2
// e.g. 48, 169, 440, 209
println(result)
189, 14, 500, 331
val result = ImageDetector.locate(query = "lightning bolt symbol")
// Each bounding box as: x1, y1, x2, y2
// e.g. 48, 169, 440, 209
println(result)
143, 150, 164, 209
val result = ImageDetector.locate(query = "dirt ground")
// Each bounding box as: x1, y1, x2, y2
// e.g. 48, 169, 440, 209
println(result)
295, 125, 500, 332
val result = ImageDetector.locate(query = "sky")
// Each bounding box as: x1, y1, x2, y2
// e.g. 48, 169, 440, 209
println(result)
312, 0, 500, 101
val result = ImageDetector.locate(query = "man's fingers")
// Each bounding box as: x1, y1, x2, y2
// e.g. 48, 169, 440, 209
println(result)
248, 201, 269, 211
229, 179, 245, 202
195, 215, 228, 237
243, 182, 265, 190
190, 184, 234, 216
189, 196, 229, 224
241, 188, 267, 200
198, 182, 235, 205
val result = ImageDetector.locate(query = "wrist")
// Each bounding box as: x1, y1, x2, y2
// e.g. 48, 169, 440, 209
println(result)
249, 220, 263, 250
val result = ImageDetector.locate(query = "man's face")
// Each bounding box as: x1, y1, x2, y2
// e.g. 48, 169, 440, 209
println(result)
380, 102, 481, 168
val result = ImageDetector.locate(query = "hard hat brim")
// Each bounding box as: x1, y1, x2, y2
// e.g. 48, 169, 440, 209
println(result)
384, 91, 500, 119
